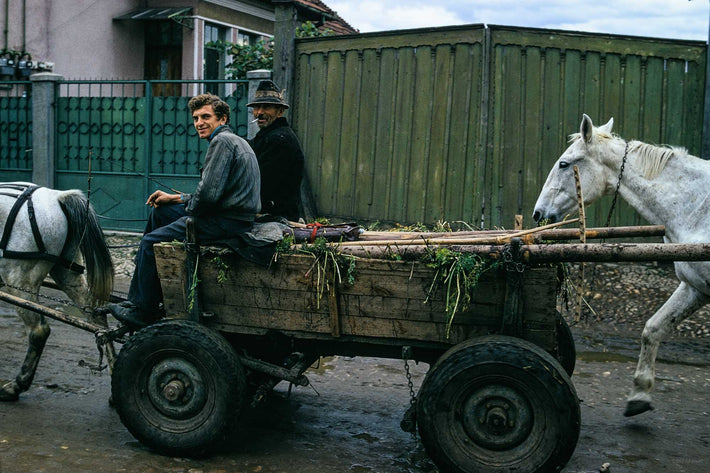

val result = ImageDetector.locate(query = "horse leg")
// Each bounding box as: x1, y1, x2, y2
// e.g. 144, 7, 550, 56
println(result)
625, 282, 707, 416
0, 299, 50, 402
49, 264, 107, 328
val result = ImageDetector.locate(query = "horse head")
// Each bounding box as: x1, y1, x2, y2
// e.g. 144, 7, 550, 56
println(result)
532, 114, 618, 223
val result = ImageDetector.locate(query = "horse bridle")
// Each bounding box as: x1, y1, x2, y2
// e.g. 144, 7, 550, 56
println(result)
604, 140, 629, 227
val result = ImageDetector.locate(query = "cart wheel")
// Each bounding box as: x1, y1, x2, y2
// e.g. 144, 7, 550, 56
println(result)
111, 320, 246, 456
556, 311, 576, 377
417, 335, 580, 473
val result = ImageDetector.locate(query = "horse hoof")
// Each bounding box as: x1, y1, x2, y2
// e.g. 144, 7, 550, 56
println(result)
624, 399, 654, 417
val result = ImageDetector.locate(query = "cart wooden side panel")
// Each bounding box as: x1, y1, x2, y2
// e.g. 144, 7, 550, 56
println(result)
154, 244, 559, 350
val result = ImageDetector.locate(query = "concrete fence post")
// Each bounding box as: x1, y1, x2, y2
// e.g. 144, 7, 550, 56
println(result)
30, 72, 64, 187
246, 69, 272, 139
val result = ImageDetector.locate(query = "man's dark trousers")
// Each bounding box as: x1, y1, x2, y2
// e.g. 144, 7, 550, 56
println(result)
128, 204, 251, 315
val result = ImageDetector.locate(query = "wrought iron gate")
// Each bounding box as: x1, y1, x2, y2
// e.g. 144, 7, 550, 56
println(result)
54, 80, 249, 231
0, 82, 32, 182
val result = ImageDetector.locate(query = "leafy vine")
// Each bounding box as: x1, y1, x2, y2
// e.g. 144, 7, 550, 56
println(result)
422, 248, 502, 338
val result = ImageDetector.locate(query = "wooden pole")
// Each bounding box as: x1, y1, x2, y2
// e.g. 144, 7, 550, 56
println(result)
573, 165, 586, 322
518, 243, 710, 263
535, 225, 665, 241
340, 218, 580, 247
331, 242, 710, 263
0, 290, 104, 333
357, 224, 665, 242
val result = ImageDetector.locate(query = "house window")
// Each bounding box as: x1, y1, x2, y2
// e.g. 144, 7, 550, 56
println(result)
237, 31, 258, 46
204, 23, 226, 96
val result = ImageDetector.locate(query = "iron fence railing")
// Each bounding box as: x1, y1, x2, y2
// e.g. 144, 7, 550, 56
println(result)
53, 79, 250, 231
0, 81, 32, 179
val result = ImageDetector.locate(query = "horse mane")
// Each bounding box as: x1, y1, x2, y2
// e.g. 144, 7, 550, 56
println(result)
568, 132, 688, 180
628, 141, 687, 180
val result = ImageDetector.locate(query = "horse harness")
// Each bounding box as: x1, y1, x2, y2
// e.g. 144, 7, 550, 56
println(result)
0, 183, 84, 274
604, 140, 629, 227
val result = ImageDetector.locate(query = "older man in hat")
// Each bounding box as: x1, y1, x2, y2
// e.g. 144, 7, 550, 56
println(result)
248, 80, 305, 222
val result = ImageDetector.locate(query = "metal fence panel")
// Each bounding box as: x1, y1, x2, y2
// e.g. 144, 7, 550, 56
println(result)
54, 80, 249, 231
0, 82, 32, 181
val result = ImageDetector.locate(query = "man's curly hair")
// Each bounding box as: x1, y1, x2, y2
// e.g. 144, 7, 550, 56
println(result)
188, 93, 231, 123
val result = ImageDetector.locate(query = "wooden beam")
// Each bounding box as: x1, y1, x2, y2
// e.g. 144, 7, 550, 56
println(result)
358, 224, 665, 242
333, 242, 710, 263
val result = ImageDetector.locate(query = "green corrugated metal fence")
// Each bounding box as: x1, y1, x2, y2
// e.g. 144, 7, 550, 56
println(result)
294, 25, 706, 229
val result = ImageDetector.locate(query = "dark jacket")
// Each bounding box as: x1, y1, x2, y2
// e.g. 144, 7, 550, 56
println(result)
248, 117, 304, 221
183, 126, 261, 221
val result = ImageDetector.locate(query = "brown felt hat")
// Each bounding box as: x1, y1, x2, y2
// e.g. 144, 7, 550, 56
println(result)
247, 80, 289, 109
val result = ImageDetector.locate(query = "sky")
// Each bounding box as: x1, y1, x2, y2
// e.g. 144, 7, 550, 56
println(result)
326, 0, 710, 42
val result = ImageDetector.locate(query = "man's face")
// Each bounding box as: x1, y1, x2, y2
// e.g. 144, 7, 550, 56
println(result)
252, 104, 285, 129
192, 105, 227, 139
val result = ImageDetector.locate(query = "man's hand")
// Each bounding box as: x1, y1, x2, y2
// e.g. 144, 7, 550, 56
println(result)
146, 190, 182, 208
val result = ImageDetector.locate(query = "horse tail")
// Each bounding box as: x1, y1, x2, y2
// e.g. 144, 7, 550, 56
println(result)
57, 190, 115, 302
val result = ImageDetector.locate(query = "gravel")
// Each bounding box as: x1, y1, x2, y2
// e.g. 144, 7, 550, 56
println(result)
559, 261, 710, 339
105, 234, 710, 339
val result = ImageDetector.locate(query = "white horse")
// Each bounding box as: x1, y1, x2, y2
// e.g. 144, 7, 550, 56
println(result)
0, 182, 114, 401
532, 115, 710, 416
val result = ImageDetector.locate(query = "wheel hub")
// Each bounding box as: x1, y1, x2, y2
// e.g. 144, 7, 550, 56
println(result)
461, 385, 533, 450
162, 379, 186, 402
147, 358, 207, 419
484, 406, 509, 434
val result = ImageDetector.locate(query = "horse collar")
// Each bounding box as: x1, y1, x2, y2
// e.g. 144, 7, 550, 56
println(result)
604, 141, 629, 227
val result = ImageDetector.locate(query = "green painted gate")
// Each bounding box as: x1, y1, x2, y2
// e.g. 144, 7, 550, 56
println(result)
54, 80, 250, 231
293, 25, 707, 229
0, 82, 32, 182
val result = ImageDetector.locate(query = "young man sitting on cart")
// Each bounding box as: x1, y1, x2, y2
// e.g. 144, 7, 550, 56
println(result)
109, 93, 261, 329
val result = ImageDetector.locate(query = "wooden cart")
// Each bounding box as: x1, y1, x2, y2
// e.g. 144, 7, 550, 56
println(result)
110, 239, 580, 473
1, 220, 706, 472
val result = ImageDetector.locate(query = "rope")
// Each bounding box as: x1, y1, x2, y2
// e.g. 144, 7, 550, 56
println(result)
306, 222, 324, 242
107, 243, 140, 249
98, 215, 148, 222
95, 175, 181, 223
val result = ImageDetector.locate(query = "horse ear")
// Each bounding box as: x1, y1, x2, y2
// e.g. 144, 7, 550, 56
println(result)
580, 114, 594, 143
599, 117, 614, 134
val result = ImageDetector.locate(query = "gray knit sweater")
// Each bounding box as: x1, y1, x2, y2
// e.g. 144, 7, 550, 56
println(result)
183, 126, 261, 221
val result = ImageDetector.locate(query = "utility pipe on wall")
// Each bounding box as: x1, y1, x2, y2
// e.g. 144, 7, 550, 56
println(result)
3, 0, 8, 51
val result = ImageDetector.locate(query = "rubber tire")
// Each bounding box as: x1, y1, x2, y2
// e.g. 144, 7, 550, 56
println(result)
417, 335, 580, 473
556, 311, 576, 377
111, 320, 246, 457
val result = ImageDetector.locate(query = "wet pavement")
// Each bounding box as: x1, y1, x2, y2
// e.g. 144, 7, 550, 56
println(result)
0, 302, 708, 473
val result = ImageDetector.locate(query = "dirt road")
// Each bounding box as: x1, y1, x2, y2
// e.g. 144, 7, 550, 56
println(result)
0, 304, 708, 473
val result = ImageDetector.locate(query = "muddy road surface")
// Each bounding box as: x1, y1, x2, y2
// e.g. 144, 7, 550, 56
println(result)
0, 305, 708, 473
1, 252, 709, 473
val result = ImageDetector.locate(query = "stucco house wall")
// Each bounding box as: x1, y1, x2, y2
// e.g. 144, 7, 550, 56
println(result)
0, 0, 354, 81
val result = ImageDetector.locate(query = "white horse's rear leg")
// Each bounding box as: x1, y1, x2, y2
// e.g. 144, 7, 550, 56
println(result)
625, 282, 708, 416
49, 264, 107, 328
0, 290, 50, 401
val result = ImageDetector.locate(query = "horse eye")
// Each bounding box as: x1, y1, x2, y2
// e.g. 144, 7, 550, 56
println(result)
558, 161, 570, 169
